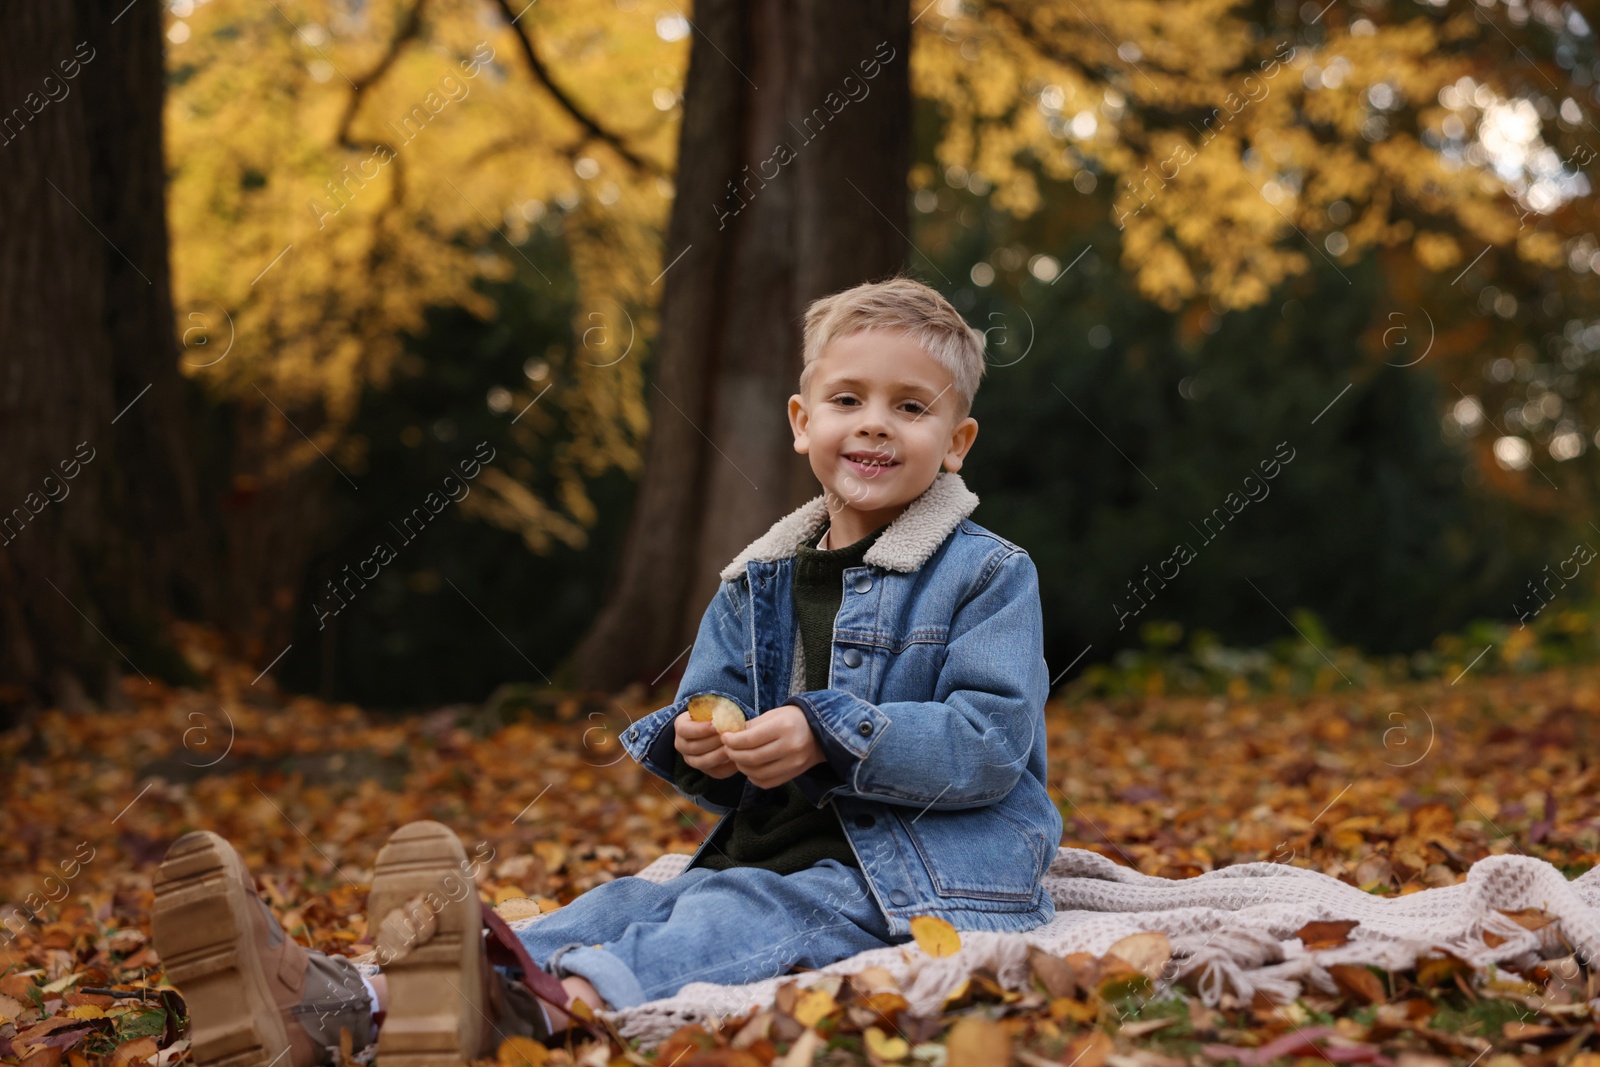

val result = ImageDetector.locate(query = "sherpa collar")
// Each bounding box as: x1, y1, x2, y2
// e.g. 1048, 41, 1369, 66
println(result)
718, 472, 980, 582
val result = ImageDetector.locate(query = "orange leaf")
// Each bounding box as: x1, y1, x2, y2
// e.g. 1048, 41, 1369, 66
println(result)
108, 1037, 158, 1067
1296, 919, 1359, 950
945, 1016, 1011, 1067
1329, 963, 1386, 1004
496, 1036, 549, 1067
1060, 1030, 1112, 1067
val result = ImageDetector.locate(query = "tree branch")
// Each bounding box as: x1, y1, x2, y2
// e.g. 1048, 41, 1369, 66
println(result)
489, 0, 665, 177
335, 0, 428, 150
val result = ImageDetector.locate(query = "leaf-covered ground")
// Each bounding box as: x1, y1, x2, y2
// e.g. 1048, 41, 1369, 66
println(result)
3, 628, 1598, 1066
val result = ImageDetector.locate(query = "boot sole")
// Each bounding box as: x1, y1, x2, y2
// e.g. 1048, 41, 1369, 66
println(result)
369, 821, 487, 1066
152, 831, 292, 1067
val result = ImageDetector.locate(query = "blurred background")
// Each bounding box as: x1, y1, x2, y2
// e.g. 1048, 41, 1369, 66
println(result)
5, 0, 1600, 717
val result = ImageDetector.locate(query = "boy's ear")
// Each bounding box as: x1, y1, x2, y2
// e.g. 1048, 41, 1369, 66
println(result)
941, 416, 979, 473
788, 393, 810, 454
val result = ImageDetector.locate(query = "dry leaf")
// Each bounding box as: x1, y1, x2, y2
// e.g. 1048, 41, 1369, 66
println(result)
1329, 963, 1387, 1004
945, 1016, 1011, 1067
909, 915, 961, 958
108, 1037, 158, 1067
1297, 920, 1360, 949
493, 897, 542, 922
791, 986, 836, 1028
1028, 948, 1076, 999
774, 1028, 820, 1067
864, 1025, 910, 1063
497, 1035, 549, 1067
848, 966, 902, 996
1106, 932, 1172, 978
688, 693, 747, 732
1061, 1030, 1113, 1067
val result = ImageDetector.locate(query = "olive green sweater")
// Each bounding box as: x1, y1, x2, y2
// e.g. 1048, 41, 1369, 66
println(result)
674, 523, 884, 874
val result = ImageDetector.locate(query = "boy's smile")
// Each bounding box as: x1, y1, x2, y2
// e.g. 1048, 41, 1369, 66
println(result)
789, 328, 978, 548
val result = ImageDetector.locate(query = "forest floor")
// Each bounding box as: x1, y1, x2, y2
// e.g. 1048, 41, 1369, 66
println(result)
2, 629, 1598, 1067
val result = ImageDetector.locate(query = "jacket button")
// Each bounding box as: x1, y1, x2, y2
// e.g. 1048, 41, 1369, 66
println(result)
853, 575, 873, 594
857, 721, 873, 736
842, 648, 863, 668
854, 813, 875, 829
888, 889, 910, 906
626, 729, 637, 741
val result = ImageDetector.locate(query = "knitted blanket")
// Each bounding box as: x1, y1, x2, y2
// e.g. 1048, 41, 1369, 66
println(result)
504, 847, 1600, 1050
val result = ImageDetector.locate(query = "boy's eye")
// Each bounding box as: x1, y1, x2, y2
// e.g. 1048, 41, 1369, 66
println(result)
830, 394, 926, 414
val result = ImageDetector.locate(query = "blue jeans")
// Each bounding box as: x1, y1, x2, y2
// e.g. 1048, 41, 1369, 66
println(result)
512, 859, 909, 1010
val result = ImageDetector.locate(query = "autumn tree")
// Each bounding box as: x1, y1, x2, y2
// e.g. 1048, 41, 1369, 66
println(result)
0, 0, 215, 715
570, 0, 913, 686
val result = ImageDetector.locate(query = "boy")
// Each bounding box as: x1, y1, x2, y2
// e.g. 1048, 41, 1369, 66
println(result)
149, 274, 1061, 1065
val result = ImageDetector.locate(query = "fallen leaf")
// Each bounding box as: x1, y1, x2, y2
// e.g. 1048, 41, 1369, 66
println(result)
909, 915, 961, 958
1415, 952, 1468, 988
791, 986, 836, 1028
1497, 908, 1556, 931
1297, 919, 1360, 949
109, 1037, 158, 1067
493, 897, 541, 922
1329, 963, 1387, 1005
773, 1028, 819, 1067
1106, 932, 1172, 979
864, 1025, 910, 1063
1120, 1016, 1178, 1038
1060, 1030, 1113, 1067
848, 966, 902, 996
497, 1035, 549, 1067
1028, 948, 1076, 1000
945, 1016, 1011, 1067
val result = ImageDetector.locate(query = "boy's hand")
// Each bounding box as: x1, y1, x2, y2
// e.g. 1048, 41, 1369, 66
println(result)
674, 711, 740, 779
719, 705, 826, 790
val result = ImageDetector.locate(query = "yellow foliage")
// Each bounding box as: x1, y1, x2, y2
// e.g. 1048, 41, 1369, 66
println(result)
165, 0, 676, 544
912, 0, 1573, 309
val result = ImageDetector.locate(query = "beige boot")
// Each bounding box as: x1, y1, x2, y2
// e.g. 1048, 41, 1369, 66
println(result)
152, 831, 373, 1067
367, 821, 488, 1064
371, 822, 605, 1060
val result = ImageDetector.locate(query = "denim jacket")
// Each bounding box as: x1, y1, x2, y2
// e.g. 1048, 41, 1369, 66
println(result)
618, 472, 1061, 938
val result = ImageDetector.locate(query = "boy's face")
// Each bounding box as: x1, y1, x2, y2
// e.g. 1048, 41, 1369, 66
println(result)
788, 328, 978, 527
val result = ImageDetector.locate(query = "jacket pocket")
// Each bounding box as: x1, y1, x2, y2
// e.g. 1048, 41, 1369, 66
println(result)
894, 804, 1044, 902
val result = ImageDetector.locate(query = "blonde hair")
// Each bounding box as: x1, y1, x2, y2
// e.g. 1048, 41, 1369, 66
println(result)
799, 274, 987, 422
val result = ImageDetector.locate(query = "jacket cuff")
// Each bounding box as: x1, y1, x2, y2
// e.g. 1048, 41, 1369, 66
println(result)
788, 689, 890, 799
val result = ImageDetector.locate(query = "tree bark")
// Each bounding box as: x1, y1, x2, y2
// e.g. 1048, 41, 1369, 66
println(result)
570, 0, 911, 691
0, 0, 214, 717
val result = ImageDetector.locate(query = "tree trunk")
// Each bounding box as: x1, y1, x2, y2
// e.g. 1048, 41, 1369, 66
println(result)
570, 0, 911, 691
0, 0, 214, 717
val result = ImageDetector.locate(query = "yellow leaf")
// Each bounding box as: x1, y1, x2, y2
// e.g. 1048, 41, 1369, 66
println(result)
909, 914, 961, 958
687, 693, 746, 732
497, 1035, 549, 1067
791, 986, 837, 1028
946, 1016, 1010, 1067
863, 1025, 910, 1063
64, 1006, 105, 1020
494, 896, 542, 921
1105, 931, 1172, 979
